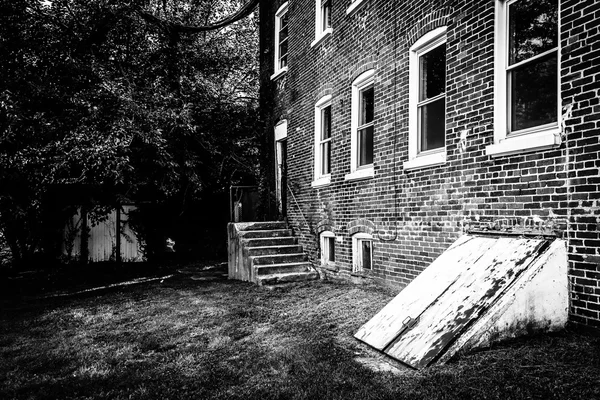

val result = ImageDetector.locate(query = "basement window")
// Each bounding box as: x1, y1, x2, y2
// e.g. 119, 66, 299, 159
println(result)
487, 0, 561, 157
320, 231, 336, 268
352, 233, 373, 273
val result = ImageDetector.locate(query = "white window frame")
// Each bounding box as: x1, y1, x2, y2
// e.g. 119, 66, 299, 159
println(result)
311, 0, 333, 47
312, 95, 333, 187
352, 233, 373, 273
346, 0, 367, 15
320, 231, 336, 268
403, 27, 447, 171
345, 69, 375, 181
486, 0, 561, 157
271, 2, 289, 80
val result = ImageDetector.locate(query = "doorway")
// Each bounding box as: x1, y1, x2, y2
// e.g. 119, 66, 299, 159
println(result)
274, 120, 288, 220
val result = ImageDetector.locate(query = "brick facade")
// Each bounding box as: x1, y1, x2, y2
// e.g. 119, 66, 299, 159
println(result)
259, 0, 600, 329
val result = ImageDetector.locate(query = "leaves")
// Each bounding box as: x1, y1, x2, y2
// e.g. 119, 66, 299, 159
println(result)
0, 0, 260, 263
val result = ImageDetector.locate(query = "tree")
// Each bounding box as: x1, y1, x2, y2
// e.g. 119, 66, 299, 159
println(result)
0, 0, 260, 266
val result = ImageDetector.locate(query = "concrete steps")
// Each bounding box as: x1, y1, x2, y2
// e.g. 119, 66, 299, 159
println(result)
229, 221, 318, 286
255, 262, 312, 276
242, 237, 297, 247
256, 270, 319, 286
246, 245, 303, 257
238, 229, 293, 239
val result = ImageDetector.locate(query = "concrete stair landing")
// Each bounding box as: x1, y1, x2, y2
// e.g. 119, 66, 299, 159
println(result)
228, 221, 318, 286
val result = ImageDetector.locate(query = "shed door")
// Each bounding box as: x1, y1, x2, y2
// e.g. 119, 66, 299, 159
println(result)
354, 235, 550, 369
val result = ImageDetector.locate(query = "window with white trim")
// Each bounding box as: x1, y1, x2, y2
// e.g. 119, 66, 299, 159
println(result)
352, 233, 373, 273
320, 231, 336, 267
487, 0, 560, 157
272, 3, 289, 79
312, 0, 332, 47
346, 69, 375, 181
404, 27, 447, 171
313, 95, 332, 187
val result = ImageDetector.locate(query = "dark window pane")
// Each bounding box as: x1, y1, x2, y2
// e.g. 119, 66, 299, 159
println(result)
280, 54, 287, 69
279, 39, 288, 68
510, 53, 557, 131
419, 97, 445, 152
361, 240, 372, 270
358, 125, 373, 166
321, 141, 330, 175
322, 0, 331, 31
279, 39, 288, 58
327, 237, 335, 262
509, 0, 558, 65
321, 106, 331, 140
359, 87, 374, 126
419, 45, 446, 101
280, 12, 288, 30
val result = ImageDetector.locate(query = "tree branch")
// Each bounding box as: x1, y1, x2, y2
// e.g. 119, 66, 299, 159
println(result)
138, 0, 259, 33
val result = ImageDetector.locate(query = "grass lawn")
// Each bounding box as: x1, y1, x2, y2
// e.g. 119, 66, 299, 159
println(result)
1, 268, 599, 400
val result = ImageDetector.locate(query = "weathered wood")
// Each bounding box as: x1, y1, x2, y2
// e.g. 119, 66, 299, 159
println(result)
354, 235, 497, 350
354, 235, 565, 369
63, 206, 144, 263
386, 237, 547, 368
438, 239, 568, 364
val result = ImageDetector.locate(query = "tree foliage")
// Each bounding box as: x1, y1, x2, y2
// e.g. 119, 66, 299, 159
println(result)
0, 0, 260, 265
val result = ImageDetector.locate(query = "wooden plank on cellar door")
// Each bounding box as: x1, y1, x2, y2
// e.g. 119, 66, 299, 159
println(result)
354, 235, 550, 369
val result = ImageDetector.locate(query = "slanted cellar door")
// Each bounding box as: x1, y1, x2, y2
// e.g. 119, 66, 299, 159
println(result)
355, 234, 568, 369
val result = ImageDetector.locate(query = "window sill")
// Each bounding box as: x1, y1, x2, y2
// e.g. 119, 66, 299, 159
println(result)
344, 166, 374, 181
320, 263, 338, 272
270, 67, 288, 81
486, 129, 561, 157
311, 176, 331, 188
350, 270, 373, 278
403, 151, 446, 171
311, 28, 332, 48
346, 0, 367, 15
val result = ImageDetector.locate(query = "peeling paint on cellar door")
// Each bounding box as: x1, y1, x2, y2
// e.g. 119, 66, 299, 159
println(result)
355, 235, 562, 369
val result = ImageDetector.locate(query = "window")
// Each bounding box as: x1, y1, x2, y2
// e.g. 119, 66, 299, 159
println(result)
313, 95, 332, 187
404, 27, 447, 171
487, 0, 561, 157
320, 231, 336, 267
352, 233, 373, 273
357, 86, 375, 167
272, 2, 289, 80
346, 69, 375, 181
312, 0, 332, 47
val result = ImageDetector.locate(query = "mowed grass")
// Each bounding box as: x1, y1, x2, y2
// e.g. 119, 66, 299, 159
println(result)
1, 274, 599, 400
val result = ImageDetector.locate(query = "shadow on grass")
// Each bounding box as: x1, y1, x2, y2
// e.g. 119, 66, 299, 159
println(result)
1, 278, 599, 400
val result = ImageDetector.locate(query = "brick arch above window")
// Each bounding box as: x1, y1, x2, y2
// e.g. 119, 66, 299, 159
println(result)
316, 219, 334, 235
313, 87, 333, 104
405, 8, 452, 48
347, 218, 376, 236
347, 58, 377, 85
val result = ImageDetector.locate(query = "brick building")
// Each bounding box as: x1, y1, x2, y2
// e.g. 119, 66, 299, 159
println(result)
258, 0, 600, 330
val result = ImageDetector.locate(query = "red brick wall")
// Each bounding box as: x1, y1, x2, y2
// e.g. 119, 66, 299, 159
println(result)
262, 0, 600, 329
